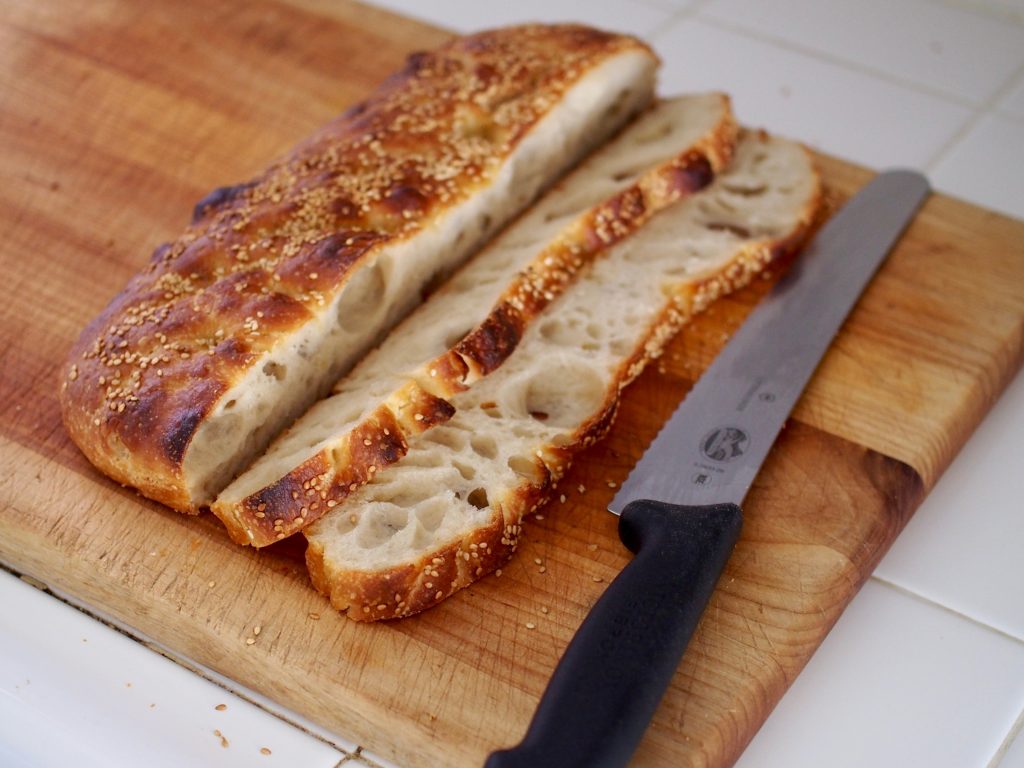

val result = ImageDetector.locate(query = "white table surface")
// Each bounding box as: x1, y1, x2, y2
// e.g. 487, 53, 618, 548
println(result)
3, 1, 1023, 766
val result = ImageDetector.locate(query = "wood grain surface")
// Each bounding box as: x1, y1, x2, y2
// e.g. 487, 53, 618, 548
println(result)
2, 1, 1023, 766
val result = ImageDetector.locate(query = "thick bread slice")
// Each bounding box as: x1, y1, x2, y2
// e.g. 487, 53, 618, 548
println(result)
304, 130, 823, 620
59, 25, 658, 512
213, 94, 738, 546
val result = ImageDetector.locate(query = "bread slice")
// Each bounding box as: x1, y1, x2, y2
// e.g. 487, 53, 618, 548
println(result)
304, 130, 823, 620
213, 94, 739, 546
59, 25, 658, 512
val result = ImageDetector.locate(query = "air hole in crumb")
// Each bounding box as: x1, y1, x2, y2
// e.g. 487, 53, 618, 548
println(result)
723, 182, 767, 197
635, 120, 674, 144
467, 488, 489, 509
524, 362, 604, 429
336, 262, 385, 332
470, 435, 498, 459
508, 455, 541, 481
262, 361, 286, 380
706, 222, 751, 238
452, 459, 476, 481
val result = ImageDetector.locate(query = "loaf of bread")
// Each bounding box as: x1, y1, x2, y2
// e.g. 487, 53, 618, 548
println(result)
304, 130, 823, 620
59, 25, 659, 512
212, 93, 739, 547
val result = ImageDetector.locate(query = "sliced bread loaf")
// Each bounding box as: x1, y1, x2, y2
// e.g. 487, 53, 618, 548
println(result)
212, 94, 738, 546
304, 130, 823, 620
59, 25, 658, 512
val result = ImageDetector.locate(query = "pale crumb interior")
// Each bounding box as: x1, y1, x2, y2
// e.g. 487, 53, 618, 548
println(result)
306, 132, 818, 575
185, 49, 658, 506
218, 93, 729, 505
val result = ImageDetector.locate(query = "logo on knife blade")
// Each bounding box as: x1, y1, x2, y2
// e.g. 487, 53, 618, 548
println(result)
700, 426, 749, 462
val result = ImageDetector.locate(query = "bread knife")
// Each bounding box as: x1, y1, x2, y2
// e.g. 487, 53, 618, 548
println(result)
485, 169, 930, 768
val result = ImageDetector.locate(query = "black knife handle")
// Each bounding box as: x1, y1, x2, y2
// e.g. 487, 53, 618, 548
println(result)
484, 500, 742, 768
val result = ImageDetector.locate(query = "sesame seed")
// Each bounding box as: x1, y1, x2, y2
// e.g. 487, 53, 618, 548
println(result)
525, 622, 536, 630
253, 625, 261, 636
245, 638, 256, 645
592, 576, 603, 583
534, 557, 543, 565
260, 747, 272, 756
577, 484, 586, 493
308, 612, 320, 620
414, 413, 424, 421
215, 704, 227, 711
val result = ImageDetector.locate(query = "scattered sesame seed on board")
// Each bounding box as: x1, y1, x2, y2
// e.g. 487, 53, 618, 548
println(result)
215, 703, 227, 712
213, 730, 229, 749
260, 747, 272, 756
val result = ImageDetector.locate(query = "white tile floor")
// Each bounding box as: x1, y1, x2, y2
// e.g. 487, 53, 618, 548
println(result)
2, 1, 1022, 766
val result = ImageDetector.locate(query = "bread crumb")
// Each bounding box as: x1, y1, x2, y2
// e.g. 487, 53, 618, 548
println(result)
213, 730, 229, 749
215, 704, 227, 712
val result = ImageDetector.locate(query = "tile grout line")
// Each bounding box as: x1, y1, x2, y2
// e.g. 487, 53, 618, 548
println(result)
987, 702, 1024, 768
640, 0, 708, 43
0, 560, 361, 763
869, 574, 1024, 647
688, 12, 1006, 111
922, 58, 1024, 170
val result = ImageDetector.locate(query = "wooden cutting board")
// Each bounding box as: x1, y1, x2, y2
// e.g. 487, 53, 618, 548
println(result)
2, 1, 1022, 766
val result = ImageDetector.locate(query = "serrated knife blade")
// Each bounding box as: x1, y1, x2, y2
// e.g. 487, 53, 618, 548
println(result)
487, 169, 930, 768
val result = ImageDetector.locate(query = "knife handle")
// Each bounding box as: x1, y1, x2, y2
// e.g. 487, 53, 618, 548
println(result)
484, 500, 742, 768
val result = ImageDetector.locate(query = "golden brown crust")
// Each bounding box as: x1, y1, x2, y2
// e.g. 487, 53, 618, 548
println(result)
60, 24, 655, 512
305, 144, 824, 621
217, 96, 738, 546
